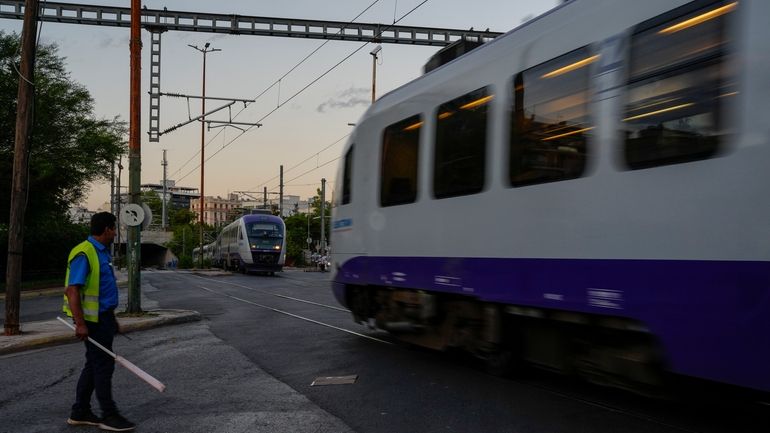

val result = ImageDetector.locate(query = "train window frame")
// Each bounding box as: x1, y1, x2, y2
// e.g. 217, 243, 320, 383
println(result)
621, 0, 735, 170
341, 145, 353, 205
380, 115, 422, 207
508, 46, 593, 188
433, 86, 491, 199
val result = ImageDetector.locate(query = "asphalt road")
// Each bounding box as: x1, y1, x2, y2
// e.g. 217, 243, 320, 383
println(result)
2, 269, 768, 432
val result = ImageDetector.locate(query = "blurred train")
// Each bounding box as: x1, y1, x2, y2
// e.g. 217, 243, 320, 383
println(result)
212, 212, 287, 274
330, 0, 770, 393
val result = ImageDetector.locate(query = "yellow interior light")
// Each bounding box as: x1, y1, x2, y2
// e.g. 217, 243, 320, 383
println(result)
403, 121, 424, 131
541, 126, 594, 141
658, 2, 737, 35
541, 55, 600, 79
623, 103, 694, 121
459, 95, 494, 110
438, 111, 454, 120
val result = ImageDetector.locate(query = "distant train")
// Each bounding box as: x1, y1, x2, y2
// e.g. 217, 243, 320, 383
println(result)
331, 0, 770, 393
213, 212, 287, 274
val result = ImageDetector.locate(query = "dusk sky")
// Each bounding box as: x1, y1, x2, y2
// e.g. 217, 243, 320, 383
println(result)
1, 0, 559, 210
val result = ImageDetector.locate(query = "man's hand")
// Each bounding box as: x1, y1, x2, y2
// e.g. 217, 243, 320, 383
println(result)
75, 321, 88, 341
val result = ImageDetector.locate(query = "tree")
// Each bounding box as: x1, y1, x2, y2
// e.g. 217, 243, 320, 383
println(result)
0, 31, 126, 279
0, 31, 127, 227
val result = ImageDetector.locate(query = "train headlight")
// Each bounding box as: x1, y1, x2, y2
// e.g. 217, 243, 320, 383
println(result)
273, 245, 281, 250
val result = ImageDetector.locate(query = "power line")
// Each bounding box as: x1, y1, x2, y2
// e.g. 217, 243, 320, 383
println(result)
249, 133, 348, 192
174, 0, 431, 186
168, 0, 383, 180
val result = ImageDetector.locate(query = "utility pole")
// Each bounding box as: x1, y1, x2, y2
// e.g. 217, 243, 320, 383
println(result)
126, 0, 142, 314
189, 42, 220, 268
161, 149, 168, 230
279, 165, 284, 217
4, 0, 39, 336
115, 157, 122, 266
370, 45, 381, 103
263, 187, 267, 210
320, 178, 326, 256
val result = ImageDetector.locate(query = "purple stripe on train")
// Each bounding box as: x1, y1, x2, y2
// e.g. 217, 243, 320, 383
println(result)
333, 256, 770, 392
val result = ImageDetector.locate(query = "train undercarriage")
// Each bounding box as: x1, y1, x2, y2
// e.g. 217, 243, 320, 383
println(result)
346, 284, 666, 394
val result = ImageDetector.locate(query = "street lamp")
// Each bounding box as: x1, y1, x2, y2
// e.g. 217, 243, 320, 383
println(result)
370, 45, 381, 103
189, 42, 221, 268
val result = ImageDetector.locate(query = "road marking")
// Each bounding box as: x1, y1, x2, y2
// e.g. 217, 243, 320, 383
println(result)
198, 286, 392, 345
192, 275, 350, 313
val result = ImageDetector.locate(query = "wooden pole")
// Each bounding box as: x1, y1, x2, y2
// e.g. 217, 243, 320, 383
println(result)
4, 0, 39, 336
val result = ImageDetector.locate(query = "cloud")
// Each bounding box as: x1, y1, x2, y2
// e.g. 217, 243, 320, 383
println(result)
316, 86, 369, 113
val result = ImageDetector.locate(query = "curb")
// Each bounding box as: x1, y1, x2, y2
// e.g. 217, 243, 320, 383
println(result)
0, 310, 202, 356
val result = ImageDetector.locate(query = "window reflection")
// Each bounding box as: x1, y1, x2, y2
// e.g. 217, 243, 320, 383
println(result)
434, 87, 490, 199
623, 1, 735, 169
509, 48, 592, 187
381, 116, 421, 206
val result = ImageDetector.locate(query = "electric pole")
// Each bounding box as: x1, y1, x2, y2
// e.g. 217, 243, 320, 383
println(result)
162, 149, 168, 230
320, 178, 326, 256
279, 165, 284, 217
4, 0, 39, 336
126, 0, 142, 314
189, 42, 220, 268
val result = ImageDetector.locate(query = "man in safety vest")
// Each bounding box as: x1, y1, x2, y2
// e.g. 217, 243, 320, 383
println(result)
63, 212, 135, 432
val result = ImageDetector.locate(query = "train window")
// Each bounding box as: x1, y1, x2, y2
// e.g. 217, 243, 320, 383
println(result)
434, 87, 490, 199
381, 115, 421, 206
509, 47, 592, 187
623, 1, 736, 170
342, 145, 353, 205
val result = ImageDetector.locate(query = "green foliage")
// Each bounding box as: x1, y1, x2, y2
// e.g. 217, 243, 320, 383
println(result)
141, 190, 162, 225
0, 31, 126, 226
0, 31, 126, 281
0, 216, 89, 283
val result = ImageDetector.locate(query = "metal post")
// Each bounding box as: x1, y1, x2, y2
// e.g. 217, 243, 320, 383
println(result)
161, 149, 167, 230
126, 0, 142, 314
370, 45, 381, 103
263, 186, 267, 210
279, 165, 284, 217
189, 42, 220, 268
4, 0, 39, 336
320, 178, 326, 256
116, 157, 122, 266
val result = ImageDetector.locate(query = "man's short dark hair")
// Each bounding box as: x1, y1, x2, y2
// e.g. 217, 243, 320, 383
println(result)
91, 212, 116, 236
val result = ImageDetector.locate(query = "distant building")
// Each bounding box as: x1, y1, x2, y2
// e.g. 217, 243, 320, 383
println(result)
141, 180, 200, 211
190, 193, 242, 227
69, 206, 95, 224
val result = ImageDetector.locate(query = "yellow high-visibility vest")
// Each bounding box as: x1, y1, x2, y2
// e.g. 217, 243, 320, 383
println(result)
62, 240, 101, 323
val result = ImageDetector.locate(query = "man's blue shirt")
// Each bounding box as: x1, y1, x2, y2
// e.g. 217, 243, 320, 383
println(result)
68, 236, 118, 312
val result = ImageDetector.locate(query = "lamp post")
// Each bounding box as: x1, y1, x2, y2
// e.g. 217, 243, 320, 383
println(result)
189, 42, 221, 268
370, 45, 381, 103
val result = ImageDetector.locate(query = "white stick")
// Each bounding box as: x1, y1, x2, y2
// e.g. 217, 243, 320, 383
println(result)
57, 316, 166, 392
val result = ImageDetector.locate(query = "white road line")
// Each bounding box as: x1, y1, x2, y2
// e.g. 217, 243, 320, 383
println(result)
198, 286, 392, 345
192, 275, 350, 313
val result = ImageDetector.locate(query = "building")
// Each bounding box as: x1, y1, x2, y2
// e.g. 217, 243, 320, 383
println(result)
190, 193, 242, 227
141, 180, 200, 211
68, 206, 95, 224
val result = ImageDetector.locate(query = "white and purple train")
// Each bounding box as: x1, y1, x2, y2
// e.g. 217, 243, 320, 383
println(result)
330, 0, 770, 393
215, 212, 286, 274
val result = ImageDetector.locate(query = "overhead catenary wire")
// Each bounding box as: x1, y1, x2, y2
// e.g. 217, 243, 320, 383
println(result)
174, 0, 431, 186
168, 0, 384, 180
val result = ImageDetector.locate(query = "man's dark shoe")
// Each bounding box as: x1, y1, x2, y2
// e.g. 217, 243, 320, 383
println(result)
98, 413, 135, 432
67, 409, 101, 426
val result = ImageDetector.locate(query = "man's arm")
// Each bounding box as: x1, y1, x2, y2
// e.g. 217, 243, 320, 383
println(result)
64, 285, 88, 341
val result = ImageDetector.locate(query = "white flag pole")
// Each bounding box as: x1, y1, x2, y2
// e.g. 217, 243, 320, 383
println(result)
57, 316, 166, 392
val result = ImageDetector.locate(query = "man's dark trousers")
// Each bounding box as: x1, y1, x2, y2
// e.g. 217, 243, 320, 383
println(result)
72, 311, 118, 416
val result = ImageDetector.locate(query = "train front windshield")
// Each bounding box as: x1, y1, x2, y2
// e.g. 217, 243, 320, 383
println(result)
245, 222, 283, 250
